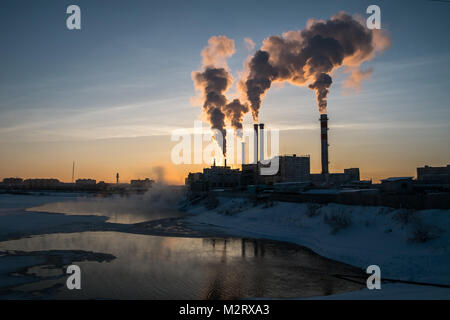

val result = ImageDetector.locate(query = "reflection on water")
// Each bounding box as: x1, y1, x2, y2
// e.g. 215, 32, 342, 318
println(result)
0, 232, 365, 299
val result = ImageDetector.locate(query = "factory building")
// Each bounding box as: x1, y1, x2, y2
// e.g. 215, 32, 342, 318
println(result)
417, 165, 450, 184
259, 155, 311, 185
380, 177, 414, 194
241, 164, 259, 186
23, 179, 61, 188
185, 161, 241, 191
130, 178, 154, 189
187, 154, 310, 190
76, 179, 97, 186
1, 178, 23, 186
310, 168, 360, 187
186, 117, 361, 191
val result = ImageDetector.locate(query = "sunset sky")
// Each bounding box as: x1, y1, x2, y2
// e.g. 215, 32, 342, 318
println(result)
1, 0, 450, 184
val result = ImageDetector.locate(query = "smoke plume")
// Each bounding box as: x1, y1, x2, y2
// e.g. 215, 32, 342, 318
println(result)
192, 36, 249, 154
191, 13, 391, 153
223, 99, 249, 136
192, 67, 231, 154
243, 12, 391, 116
308, 73, 333, 113
342, 67, 373, 92
192, 36, 235, 155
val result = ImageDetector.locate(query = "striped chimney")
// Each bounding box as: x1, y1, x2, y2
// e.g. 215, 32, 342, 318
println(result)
320, 114, 329, 174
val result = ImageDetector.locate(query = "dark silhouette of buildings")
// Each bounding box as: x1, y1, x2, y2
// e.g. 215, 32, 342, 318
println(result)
185, 161, 241, 191
417, 165, 450, 184
76, 179, 97, 186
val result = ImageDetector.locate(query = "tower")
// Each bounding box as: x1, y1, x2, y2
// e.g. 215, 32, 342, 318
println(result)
320, 114, 329, 174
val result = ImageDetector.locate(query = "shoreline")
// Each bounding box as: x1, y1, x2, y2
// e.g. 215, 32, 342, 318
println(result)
183, 196, 450, 299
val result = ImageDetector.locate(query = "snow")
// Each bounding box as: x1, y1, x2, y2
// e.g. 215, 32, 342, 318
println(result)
381, 177, 413, 182
308, 284, 450, 300
185, 197, 450, 299
303, 189, 341, 194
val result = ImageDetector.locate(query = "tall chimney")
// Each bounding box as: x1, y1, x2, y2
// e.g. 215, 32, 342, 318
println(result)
259, 124, 264, 162
320, 114, 329, 174
241, 141, 245, 165
253, 124, 259, 164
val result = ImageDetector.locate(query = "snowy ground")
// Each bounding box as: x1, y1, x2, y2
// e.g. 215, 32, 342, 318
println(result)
185, 196, 450, 299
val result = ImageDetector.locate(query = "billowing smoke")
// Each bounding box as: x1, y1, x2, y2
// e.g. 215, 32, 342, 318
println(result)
192, 36, 249, 154
192, 13, 390, 153
244, 50, 278, 120
308, 73, 332, 113
342, 67, 373, 92
223, 99, 249, 136
192, 67, 231, 154
243, 12, 391, 116
192, 36, 234, 155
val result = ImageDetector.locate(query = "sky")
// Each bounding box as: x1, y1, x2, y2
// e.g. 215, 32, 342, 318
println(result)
0, 0, 449, 184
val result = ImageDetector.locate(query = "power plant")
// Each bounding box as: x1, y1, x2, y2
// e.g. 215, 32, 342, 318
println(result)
186, 113, 364, 191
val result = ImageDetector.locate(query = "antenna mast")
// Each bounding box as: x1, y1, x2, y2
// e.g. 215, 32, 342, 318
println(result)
72, 161, 75, 183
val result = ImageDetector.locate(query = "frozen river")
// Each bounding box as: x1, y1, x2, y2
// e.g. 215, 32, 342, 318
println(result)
0, 192, 365, 299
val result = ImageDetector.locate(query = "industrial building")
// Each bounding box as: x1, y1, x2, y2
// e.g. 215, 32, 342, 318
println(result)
380, 177, 414, 194
417, 165, 450, 184
130, 178, 154, 189
185, 117, 362, 191
1, 178, 23, 186
185, 160, 241, 191
259, 155, 311, 185
23, 179, 61, 188
76, 179, 97, 186
310, 168, 360, 187
240, 155, 311, 186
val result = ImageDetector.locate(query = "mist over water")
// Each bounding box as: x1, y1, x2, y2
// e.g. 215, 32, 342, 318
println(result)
0, 232, 365, 299
28, 184, 185, 224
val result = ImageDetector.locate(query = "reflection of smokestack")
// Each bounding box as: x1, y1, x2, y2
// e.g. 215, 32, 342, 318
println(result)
253, 124, 259, 164
259, 123, 264, 162
320, 114, 329, 174
241, 141, 245, 165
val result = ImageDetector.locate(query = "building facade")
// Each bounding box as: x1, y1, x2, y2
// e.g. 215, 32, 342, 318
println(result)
417, 165, 450, 184
186, 163, 241, 191
260, 155, 311, 185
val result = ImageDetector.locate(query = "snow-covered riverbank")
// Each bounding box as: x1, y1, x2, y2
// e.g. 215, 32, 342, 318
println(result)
185, 196, 450, 299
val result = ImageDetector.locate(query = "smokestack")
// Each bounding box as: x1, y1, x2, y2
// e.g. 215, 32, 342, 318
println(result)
259, 123, 264, 162
253, 124, 259, 164
320, 114, 329, 174
241, 141, 246, 165
224, 158, 227, 167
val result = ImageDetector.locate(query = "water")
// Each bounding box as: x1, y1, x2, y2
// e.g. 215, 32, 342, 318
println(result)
0, 232, 365, 299
0, 193, 366, 299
